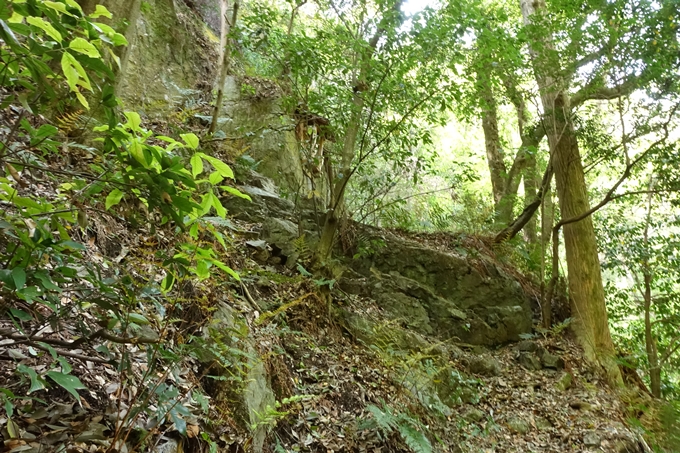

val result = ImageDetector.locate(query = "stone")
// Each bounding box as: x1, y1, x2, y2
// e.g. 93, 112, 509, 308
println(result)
345, 228, 533, 345
463, 408, 485, 422
202, 303, 275, 453
614, 439, 643, 452
460, 387, 479, 404
555, 372, 573, 391
517, 340, 539, 352
537, 348, 565, 369
518, 351, 542, 371
467, 354, 502, 376
507, 416, 531, 434
583, 430, 602, 447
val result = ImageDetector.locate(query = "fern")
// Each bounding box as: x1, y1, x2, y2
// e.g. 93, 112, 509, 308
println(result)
397, 422, 432, 453
55, 109, 87, 136
367, 404, 397, 431
293, 234, 310, 260
365, 404, 432, 453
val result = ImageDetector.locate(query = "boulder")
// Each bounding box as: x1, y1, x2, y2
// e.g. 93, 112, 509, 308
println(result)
346, 229, 532, 345
467, 354, 502, 376
507, 416, 531, 434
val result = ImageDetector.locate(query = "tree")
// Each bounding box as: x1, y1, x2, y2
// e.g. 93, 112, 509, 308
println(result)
515, 0, 680, 385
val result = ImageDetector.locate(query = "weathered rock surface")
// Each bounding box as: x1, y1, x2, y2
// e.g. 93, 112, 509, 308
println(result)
342, 229, 533, 345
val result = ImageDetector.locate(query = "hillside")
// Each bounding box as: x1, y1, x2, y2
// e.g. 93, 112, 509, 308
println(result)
1, 1, 679, 452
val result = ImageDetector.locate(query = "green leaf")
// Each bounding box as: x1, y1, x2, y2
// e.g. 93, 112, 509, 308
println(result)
9, 308, 32, 321
64, 0, 83, 11
297, 264, 312, 277
220, 185, 251, 200
75, 92, 89, 110
44, 2, 74, 16
11, 267, 26, 290
89, 5, 112, 18
26, 16, 62, 42
198, 153, 233, 179
61, 51, 92, 92
111, 32, 128, 46
171, 195, 202, 212
128, 313, 150, 325
46, 371, 86, 402
211, 193, 226, 218
213, 260, 240, 281
128, 139, 147, 167
180, 133, 199, 150
17, 365, 46, 393
170, 408, 187, 435
208, 171, 223, 185
69, 37, 100, 58
59, 240, 86, 250
190, 154, 203, 178
124, 111, 142, 132
105, 189, 124, 210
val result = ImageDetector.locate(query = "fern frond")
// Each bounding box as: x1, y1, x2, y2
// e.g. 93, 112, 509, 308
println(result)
293, 234, 310, 259
56, 109, 86, 135
367, 404, 397, 432
397, 422, 432, 453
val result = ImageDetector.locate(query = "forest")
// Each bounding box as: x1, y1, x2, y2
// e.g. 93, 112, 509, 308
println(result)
0, 0, 680, 451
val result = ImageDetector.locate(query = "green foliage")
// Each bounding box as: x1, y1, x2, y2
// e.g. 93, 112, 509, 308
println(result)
0, 2, 247, 449
250, 395, 314, 430
362, 403, 432, 453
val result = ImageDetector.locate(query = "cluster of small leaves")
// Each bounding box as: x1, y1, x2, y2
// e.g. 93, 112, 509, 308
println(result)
0, 0, 250, 448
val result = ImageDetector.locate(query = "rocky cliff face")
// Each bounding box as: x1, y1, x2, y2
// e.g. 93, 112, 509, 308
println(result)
95, 0, 306, 196
340, 229, 533, 345
222, 170, 533, 347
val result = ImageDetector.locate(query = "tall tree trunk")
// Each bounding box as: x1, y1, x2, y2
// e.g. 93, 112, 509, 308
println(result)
523, 152, 538, 245
209, 1, 239, 135
520, 0, 622, 386
478, 72, 506, 213
642, 179, 661, 397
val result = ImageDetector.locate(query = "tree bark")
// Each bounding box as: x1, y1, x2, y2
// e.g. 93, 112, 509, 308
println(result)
478, 71, 506, 210
641, 180, 661, 397
209, 1, 239, 135
523, 152, 538, 245
520, 0, 622, 386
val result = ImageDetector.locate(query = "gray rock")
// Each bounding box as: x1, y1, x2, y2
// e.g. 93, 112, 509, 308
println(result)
345, 228, 533, 345
201, 303, 275, 453
537, 348, 565, 369
614, 439, 643, 452
467, 354, 501, 376
518, 351, 542, 371
261, 217, 301, 267
569, 400, 593, 411
507, 416, 531, 434
517, 340, 539, 352
460, 387, 478, 404
583, 430, 602, 447
463, 408, 485, 422
555, 372, 573, 391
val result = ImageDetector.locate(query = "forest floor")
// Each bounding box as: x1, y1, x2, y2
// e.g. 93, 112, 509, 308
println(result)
0, 106, 667, 453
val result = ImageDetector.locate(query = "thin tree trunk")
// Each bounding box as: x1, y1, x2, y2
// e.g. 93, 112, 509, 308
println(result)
315, 0, 404, 265
520, 0, 622, 386
523, 152, 538, 245
478, 71, 506, 212
209, 1, 239, 135
642, 177, 661, 397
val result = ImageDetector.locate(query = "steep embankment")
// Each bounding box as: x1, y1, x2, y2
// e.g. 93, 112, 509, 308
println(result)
0, 2, 658, 453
